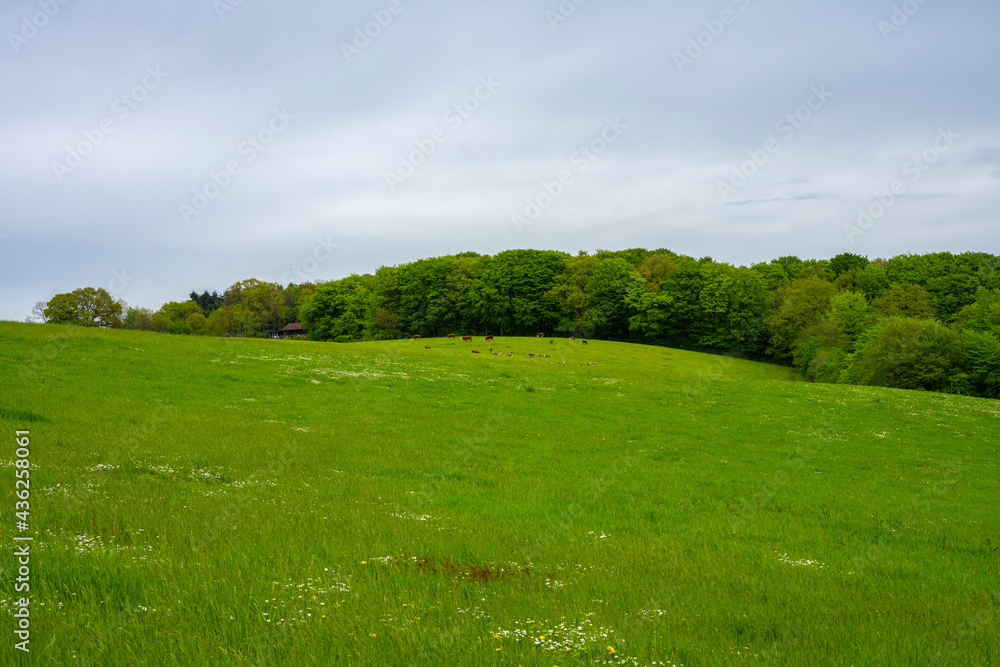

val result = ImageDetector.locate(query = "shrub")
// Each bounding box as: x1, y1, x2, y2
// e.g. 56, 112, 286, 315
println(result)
841, 318, 961, 392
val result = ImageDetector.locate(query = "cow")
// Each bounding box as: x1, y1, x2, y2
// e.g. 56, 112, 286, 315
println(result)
462, 335, 473, 342
536, 332, 544, 338
412, 335, 421, 340
424, 345, 430, 349
484, 334, 494, 342
571, 336, 576, 341
582, 340, 588, 345
549, 339, 554, 344
446, 333, 455, 339
471, 349, 480, 354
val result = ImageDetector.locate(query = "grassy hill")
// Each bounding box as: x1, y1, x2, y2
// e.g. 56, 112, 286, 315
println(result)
1, 322, 997, 665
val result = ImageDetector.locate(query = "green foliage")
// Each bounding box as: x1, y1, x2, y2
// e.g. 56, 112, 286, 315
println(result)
872, 283, 937, 319
959, 329, 1000, 399
625, 289, 675, 342
476, 249, 566, 335
301, 275, 371, 342
952, 287, 1000, 337
151, 312, 173, 333
853, 263, 891, 300
767, 277, 839, 359
159, 300, 202, 322
186, 312, 207, 333
635, 254, 677, 291
812, 347, 848, 384
828, 291, 872, 342
43, 288, 123, 328
544, 255, 600, 333
124, 307, 154, 331
697, 264, 770, 352
886, 252, 998, 318
829, 252, 869, 277
65, 249, 1000, 399
647, 263, 708, 346
841, 318, 962, 392
585, 258, 643, 340
190, 290, 224, 316
43, 292, 81, 325
799, 337, 819, 377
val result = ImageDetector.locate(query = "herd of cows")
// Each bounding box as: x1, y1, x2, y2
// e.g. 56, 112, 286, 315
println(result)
408, 333, 594, 364
410, 333, 588, 345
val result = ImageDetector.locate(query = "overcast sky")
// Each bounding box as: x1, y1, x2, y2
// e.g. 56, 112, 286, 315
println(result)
1, 0, 998, 319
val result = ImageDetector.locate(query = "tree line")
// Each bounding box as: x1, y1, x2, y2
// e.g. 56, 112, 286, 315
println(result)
34, 249, 1000, 399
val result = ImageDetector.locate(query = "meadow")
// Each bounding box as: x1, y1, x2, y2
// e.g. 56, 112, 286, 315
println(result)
1, 321, 997, 665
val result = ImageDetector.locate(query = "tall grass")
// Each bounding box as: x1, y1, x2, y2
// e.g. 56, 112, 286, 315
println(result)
1, 322, 997, 665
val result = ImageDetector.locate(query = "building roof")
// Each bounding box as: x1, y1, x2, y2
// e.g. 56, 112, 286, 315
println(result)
280, 322, 306, 332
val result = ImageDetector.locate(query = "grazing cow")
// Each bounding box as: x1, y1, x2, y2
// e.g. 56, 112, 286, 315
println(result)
485, 334, 494, 341
462, 335, 473, 341
582, 340, 588, 345
549, 339, 554, 344
446, 333, 455, 339
536, 332, 544, 337
412, 335, 421, 340
424, 345, 430, 349
571, 336, 576, 341
471, 349, 480, 354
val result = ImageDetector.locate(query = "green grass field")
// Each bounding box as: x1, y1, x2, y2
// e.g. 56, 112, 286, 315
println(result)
1, 321, 998, 665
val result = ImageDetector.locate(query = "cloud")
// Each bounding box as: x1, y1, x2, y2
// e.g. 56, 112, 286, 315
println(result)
1, 0, 998, 319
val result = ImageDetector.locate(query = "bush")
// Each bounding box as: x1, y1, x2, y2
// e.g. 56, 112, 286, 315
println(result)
170, 321, 194, 336
960, 329, 1000, 399
841, 318, 961, 392
814, 348, 848, 384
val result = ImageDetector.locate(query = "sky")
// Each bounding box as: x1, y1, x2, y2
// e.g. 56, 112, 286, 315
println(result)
1, 0, 998, 320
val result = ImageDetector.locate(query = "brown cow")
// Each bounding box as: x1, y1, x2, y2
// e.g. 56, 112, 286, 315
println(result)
484, 334, 494, 341
462, 335, 473, 341
549, 339, 554, 344
471, 349, 480, 354
424, 345, 430, 349
582, 340, 588, 345
446, 333, 455, 339
571, 336, 576, 341
412, 335, 421, 340
536, 332, 544, 337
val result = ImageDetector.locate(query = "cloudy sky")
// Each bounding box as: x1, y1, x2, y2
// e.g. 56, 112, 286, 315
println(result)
1, 0, 998, 320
